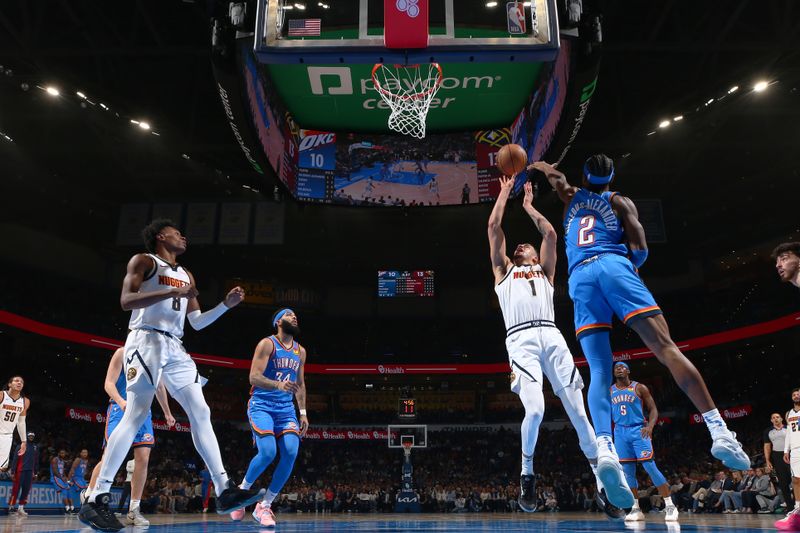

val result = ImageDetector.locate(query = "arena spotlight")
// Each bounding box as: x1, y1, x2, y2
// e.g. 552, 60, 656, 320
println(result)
753, 81, 768, 92
76, 91, 86, 99
45, 86, 60, 96
673, 115, 683, 121
658, 120, 670, 128
486, 1, 498, 6
728, 85, 739, 94
138, 121, 151, 130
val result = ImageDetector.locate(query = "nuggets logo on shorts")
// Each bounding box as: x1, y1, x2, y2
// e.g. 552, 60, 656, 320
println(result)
127, 367, 137, 380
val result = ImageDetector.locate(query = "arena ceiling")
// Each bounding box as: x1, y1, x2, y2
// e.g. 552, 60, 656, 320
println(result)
1, 1, 799, 282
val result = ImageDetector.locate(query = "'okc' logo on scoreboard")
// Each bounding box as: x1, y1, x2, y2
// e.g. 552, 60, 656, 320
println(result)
396, 0, 420, 18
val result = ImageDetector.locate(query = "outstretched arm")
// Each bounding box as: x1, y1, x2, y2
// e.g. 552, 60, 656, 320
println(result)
638, 383, 659, 439
488, 176, 514, 283
521, 182, 557, 283
611, 194, 649, 268
528, 161, 578, 204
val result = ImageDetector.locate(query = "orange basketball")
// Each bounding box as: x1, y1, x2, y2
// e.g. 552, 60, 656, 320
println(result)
496, 143, 528, 176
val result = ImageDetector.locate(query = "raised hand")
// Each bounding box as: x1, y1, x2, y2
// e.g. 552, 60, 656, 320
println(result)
523, 181, 534, 208
224, 286, 246, 308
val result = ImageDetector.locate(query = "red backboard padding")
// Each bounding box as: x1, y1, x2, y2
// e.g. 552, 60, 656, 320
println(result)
384, 0, 429, 49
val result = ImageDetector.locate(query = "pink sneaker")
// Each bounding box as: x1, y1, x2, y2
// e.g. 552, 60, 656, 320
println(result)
776, 511, 800, 531
229, 507, 245, 521
252, 502, 275, 527
260, 508, 276, 527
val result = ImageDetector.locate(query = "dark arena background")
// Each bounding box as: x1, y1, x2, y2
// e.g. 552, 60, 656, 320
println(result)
1, 1, 800, 532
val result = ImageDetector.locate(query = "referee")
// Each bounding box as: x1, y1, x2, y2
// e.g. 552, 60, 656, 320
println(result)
764, 412, 793, 509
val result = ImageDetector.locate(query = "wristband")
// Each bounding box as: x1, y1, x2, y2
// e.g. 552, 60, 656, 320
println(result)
299, 409, 307, 416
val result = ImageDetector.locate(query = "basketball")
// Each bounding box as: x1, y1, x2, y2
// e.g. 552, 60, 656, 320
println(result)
496, 144, 528, 176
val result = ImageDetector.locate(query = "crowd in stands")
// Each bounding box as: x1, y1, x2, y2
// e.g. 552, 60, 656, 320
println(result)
3, 396, 790, 517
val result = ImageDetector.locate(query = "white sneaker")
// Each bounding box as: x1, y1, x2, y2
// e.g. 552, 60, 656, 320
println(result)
625, 508, 645, 521
124, 508, 150, 528
17, 507, 28, 516
597, 443, 635, 509
710, 431, 750, 470
665, 504, 679, 522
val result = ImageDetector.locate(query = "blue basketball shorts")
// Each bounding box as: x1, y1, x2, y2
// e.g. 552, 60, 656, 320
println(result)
104, 402, 155, 449
248, 398, 300, 440
614, 424, 655, 462
568, 253, 662, 339
51, 477, 70, 494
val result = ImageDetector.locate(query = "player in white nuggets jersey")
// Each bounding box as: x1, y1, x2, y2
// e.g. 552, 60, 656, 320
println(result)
489, 177, 622, 518
776, 388, 800, 530
0, 376, 29, 472
80, 219, 264, 532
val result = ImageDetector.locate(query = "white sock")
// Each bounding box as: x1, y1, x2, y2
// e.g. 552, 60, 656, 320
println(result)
631, 501, 640, 510
794, 501, 799, 510
664, 496, 673, 507
263, 490, 278, 507
597, 435, 615, 455
130, 499, 140, 512
521, 452, 534, 476
240, 480, 253, 490
702, 408, 727, 435
170, 383, 231, 495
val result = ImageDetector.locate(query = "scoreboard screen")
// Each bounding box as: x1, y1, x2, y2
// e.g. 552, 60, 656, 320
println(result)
378, 270, 434, 298
398, 398, 417, 419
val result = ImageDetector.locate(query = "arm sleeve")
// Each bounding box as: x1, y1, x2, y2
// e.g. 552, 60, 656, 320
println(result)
186, 302, 229, 331
16, 415, 26, 441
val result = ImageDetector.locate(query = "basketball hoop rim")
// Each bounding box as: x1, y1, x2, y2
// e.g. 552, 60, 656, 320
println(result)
371, 62, 443, 101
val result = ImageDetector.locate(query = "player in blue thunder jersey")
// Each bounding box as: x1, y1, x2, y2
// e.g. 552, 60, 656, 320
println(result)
529, 156, 749, 508
68, 449, 90, 510
230, 308, 309, 527
84, 348, 176, 527
611, 362, 677, 522
50, 449, 73, 513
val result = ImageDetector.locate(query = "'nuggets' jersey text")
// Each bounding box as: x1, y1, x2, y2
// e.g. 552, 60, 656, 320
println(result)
495, 264, 555, 328
251, 336, 301, 407
786, 408, 800, 451
0, 392, 24, 435
564, 189, 628, 274
611, 381, 645, 426
128, 254, 191, 338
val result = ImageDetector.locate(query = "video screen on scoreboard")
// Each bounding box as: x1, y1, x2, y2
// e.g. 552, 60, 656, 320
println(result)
378, 270, 434, 298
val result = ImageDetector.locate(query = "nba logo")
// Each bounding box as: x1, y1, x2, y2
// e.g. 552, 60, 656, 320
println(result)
506, 2, 526, 34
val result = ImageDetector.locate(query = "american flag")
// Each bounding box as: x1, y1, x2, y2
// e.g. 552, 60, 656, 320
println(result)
288, 19, 321, 36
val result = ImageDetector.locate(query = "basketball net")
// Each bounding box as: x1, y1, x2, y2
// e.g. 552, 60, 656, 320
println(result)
371, 63, 443, 139
402, 442, 413, 457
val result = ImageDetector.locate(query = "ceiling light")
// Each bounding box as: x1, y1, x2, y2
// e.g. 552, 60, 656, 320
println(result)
76, 91, 86, 99
45, 86, 60, 96
673, 115, 683, 121
753, 80, 768, 92
658, 120, 670, 128
283, 4, 294, 9
728, 85, 738, 94
130, 119, 140, 124
294, 3, 306, 9
486, 1, 498, 6
99, 103, 109, 110
705, 98, 714, 105
138, 121, 150, 130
